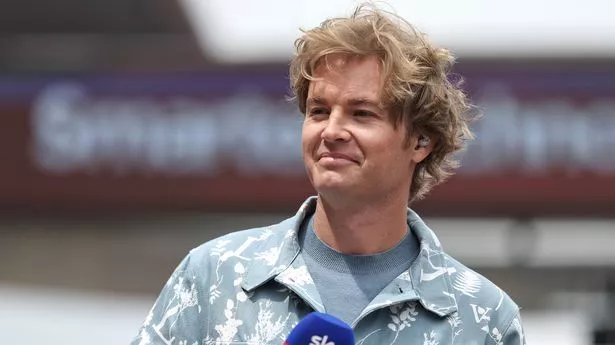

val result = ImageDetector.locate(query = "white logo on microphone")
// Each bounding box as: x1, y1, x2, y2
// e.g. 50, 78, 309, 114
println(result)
310, 335, 335, 345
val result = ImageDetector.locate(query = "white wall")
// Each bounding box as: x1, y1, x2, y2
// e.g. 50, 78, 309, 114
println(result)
0, 284, 152, 345
179, 0, 615, 62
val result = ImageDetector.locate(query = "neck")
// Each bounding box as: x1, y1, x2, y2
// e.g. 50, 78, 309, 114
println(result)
312, 192, 409, 255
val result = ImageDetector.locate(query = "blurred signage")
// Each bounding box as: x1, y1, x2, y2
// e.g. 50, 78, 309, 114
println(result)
0, 63, 614, 216
30, 83, 304, 177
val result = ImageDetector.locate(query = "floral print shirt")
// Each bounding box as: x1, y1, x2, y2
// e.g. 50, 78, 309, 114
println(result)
131, 197, 526, 345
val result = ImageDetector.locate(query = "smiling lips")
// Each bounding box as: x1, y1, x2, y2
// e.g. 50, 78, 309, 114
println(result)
318, 152, 360, 165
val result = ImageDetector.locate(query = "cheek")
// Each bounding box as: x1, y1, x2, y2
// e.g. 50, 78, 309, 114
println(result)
301, 124, 319, 156
370, 137, 412, 168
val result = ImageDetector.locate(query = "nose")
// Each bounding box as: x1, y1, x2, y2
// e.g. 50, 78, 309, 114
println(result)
321, 110, 351, 143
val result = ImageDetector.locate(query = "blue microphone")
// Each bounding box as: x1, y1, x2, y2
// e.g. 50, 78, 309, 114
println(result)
284, 312, 355, 345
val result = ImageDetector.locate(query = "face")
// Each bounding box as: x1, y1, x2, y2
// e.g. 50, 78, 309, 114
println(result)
301, 54, 432, 202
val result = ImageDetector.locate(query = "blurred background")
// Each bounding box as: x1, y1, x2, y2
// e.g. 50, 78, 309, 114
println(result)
0, 0, 613, 344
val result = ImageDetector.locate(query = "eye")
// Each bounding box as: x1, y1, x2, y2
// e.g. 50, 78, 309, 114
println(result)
308, 108, 328, 117
353, 110, 375, 117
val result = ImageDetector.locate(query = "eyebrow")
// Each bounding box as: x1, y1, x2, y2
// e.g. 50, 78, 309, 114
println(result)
306, 97, 383, 110
306, 97, 327, 108
346, 98, 383, 110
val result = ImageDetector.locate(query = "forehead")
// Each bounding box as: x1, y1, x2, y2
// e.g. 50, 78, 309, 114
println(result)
310, 54, 384, 102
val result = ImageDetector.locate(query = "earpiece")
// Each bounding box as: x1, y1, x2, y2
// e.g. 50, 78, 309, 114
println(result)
417, 136, 430, 148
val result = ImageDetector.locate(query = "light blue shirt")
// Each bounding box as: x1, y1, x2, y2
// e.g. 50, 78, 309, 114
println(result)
132, 197, 526, 345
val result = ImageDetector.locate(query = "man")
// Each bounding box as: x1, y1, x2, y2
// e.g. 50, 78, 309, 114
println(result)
132, 5, 525, 345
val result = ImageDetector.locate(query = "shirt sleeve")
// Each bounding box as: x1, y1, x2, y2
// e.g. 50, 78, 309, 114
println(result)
500, 311, 526, 345
130, 253, 205, 345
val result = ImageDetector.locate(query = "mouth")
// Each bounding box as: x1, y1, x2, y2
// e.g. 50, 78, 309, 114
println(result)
317, 152, 359, 164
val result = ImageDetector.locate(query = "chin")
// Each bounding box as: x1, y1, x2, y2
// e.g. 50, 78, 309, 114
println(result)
308, 166, 358, 192
313, 178, 354, 194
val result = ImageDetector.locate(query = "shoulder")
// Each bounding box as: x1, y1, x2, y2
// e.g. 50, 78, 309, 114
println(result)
181, 216, 296, 272
443, 253, 522, 340
444, 254, 516, 308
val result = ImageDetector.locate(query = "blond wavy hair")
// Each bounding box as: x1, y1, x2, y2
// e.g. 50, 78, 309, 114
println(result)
289, 4, 476, 201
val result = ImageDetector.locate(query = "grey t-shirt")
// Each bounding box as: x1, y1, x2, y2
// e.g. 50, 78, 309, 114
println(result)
299, 216, 420, 326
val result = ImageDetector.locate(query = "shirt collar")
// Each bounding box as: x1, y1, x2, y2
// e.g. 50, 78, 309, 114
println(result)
241, 196, 457, 317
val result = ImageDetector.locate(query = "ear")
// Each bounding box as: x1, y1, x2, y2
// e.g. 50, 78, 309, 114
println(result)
410, 134, 435, 164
